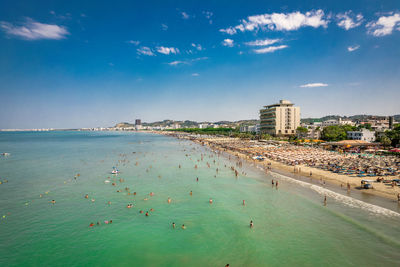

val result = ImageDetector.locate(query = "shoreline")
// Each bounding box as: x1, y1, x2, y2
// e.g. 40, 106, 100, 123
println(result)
157, 131, 400, 203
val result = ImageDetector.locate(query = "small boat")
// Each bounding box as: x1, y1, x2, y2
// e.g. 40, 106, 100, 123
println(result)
111, 167, 120, 174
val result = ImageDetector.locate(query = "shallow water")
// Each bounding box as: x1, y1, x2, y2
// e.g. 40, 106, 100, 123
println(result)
0, 131, 399, 266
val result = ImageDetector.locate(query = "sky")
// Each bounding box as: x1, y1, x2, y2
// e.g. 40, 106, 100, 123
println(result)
0, 0, 399, 129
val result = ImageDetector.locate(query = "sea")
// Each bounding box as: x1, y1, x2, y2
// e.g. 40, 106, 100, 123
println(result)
0, 131, 399, 266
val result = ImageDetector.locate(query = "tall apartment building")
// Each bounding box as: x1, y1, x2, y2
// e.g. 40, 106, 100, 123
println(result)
259, 100, 300, 136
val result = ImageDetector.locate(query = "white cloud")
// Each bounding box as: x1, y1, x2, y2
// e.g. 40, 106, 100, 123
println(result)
253, 45, 288, 54
168, 60, 187, 66
0, 18, 69, 40
203, 11, 213, 24
168, 57, 208, 66
366, 13, 400, 37
161, 24, 168, 31
347, 45, 360, 52
300, 83, 328, 88
220, 10, 328, 34
191, 43, 203, 51
245, 38, 281, 46
137, 46, 155, 56
156, 46, 179, 55
222, 38, 234, 47
336, 11, 363, 30
192, 73, 199, 76
181, 12, 190, 19
127, 40, 140, 45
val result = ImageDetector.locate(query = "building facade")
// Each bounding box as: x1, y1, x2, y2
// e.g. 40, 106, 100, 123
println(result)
347, 129, 376, 142
260, 100, 300, 136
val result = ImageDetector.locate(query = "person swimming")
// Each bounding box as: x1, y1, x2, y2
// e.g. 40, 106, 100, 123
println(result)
85, 194, 89, 199
108, 201, 111, 205
324, 195, 327, 206
150, 208, 154, 212
167, 197, 171, 204
250, 220, 254, 228
209, 198, 213, 204
196, 177, 199, 182
181, 224, 186, 229
243, 200, 245, 206
139, 210, 143, 214
190, 191, 193, 196
51, 200, 56, 204
89, 223, 94, 227
172, 222, 176, 228
145, 211, 149, 216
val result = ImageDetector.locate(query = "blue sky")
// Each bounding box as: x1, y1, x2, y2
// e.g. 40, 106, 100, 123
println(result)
0, 0, 399, 129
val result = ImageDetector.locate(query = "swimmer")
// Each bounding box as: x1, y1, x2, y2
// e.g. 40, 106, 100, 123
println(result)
97, 221, 100, 226
109, 220, 112, 224
144, 198, 148, 201
250, 220, 254, 228
172, 222, 175, 228
108, 201, 111, 205
89, 223, 94, 227
272, 179, 274, 185
91, 199, 95, 202
181, 224, 186, 229
150, 208, 154, 212
276, 181, 279, 189
243, 200, 245, 206
84, 194, 89, 199
51, 200, 56, 204
190, 191, 193, 196
139, 210, 143, 214
133, 192, 137, 195
196, 177, 199, 182
167, 197, 171, 204
145, 211, 149, 216
209, 198, 213, 204
150, 192, 154, 196
324, 195, 327, 206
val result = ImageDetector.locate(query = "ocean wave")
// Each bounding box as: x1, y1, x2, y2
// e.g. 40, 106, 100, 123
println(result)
269, 171, 400, 218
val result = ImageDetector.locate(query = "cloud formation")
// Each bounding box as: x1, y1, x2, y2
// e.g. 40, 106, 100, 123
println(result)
0, 18, 69, 40
203, 11, 213, 24
222, 38, 234, 47
137, 46, 155, 56
220, 10, 328, 35
191, 43, 203, 51
168, 57, 208, 66
336, 11, 363, 30
161, 24, 168, 31
192, 73, 199, 76
181, 12, 190, 19
156, 46, 179, 55
300, 83, 328, 88
253, 45, 288, 54
245, 38, 281, 46
347, 45, 360, 52
366, 12, 400, 36
127, 40, 140, 45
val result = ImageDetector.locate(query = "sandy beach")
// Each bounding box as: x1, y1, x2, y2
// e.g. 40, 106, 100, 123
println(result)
160, 131, 400, 201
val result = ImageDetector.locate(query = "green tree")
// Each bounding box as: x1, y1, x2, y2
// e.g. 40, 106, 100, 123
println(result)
321, 125, 347, 141
296, 126, 308, 137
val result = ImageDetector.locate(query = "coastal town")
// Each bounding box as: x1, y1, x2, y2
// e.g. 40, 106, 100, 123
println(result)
91, 99, 400, 200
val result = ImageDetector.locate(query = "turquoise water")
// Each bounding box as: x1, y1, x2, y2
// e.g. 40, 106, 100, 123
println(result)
0, 131, 400, 267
